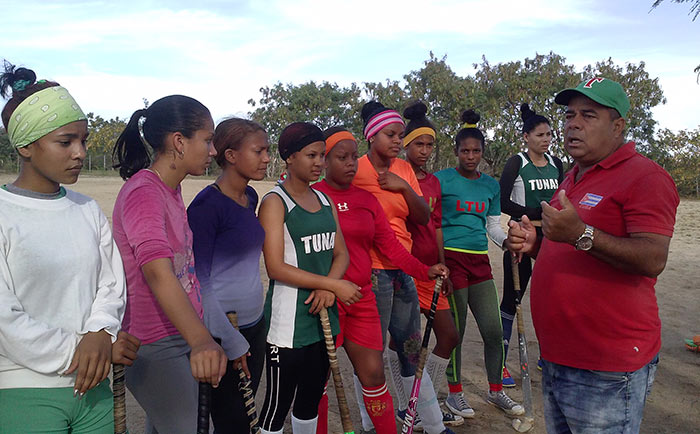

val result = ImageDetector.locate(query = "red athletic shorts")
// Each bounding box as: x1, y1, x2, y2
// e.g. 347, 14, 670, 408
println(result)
336, 283, 383, 351
414, 277, 450, 311
444, 249, 493, 290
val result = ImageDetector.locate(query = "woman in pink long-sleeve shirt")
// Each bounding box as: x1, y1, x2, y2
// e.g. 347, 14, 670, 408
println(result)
112, 95, 230, 434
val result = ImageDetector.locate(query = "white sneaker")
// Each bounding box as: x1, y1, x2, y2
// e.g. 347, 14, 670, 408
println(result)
486, 390, 524, 416
445, 392, 475, 418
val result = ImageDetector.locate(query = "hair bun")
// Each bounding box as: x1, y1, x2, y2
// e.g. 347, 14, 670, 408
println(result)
0, 61, 37, 98
403, 101, 428, 121
461, 109, 480, 126
12, 67, 37, 88
1, 62, 37, 98
520, 103, 536, 122
361, 100, 386, 123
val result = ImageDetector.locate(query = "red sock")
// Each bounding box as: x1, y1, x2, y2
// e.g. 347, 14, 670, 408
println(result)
489, 382, 503, 392
362, 383, 395, 434
448, 383, 463, 394
316, 384, 328, 434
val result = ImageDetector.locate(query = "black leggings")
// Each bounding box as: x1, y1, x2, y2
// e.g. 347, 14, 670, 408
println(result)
500, 250, 533, 317
260, 341, 329, 431
211, 317, 267, 433
501, 226, 543, 315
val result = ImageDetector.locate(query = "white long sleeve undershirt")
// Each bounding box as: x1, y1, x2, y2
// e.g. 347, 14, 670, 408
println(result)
486, 215, 507, 250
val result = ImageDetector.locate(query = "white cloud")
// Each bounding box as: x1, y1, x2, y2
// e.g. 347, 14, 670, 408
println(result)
3, 8, 246, 51
58, 65, 267, 122
651, 69, 700, 133
276, 0, 604, 38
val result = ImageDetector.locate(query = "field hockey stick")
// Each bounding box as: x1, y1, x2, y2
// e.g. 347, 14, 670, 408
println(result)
226, 312, 262, 434
319, 306, 354, 434
511, 257, 534, 433
113, 364, 127, 434
197, 381, 212, 434
402, 276, 443, 434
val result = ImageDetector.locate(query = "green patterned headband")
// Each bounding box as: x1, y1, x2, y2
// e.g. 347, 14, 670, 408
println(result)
7, 86, 87, 148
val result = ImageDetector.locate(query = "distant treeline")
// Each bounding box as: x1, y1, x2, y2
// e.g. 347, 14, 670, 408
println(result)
1, 52, 698, 196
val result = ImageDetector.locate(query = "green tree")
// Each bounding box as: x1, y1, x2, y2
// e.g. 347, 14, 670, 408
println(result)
471, 52, 580, 175
656, 127, 700, 197
363, 79, 408, 116
469, 54, 666, 176
85, 113, 127, 171
245, 53, 669, 181
0, 127, 17, 171
248, 81, 363, 177
403, 52, 473, 171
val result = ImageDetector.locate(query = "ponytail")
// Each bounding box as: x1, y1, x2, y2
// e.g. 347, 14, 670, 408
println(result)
113, 109, 150, 179
112, 95, 211, 179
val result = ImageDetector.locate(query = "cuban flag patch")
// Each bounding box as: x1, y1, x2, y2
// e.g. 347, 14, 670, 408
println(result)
579, 193, 603, 207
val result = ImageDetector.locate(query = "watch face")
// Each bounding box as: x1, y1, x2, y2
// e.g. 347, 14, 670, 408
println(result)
577, 237, 593, 251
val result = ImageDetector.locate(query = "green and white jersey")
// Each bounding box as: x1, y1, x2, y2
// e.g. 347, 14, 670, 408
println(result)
510, 152, 560, 208
263, 185, 340, 348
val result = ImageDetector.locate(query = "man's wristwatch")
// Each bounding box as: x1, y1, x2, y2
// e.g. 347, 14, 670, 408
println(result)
575, 224, 595, 251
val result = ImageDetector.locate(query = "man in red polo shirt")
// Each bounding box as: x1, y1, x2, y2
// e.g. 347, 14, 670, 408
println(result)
507, 77, 679, 433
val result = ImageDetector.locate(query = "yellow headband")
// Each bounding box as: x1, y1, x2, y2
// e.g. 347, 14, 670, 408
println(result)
463, 123, 477, 129
403, 127, 436, 147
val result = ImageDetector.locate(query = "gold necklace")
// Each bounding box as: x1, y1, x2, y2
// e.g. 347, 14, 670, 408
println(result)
147, 167, 164, 182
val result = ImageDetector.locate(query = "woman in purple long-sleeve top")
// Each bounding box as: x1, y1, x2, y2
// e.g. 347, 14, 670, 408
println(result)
187, 117, 270, 433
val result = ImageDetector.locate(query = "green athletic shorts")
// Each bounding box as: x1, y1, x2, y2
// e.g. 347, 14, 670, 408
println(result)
0, 379, 113, 433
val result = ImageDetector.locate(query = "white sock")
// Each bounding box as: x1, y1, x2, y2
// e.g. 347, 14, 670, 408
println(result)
402, 372, 445, 434
425, 352, 450, 398
386, 348, 407, 411
354, 373, 374, 430
291, 415, 318, 434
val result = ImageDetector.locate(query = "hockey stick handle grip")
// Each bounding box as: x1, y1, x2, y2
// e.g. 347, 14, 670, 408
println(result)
225, 312, 261, 434
197, 381, 212, 434
319, 307, 354, 434
113, 364, 127, 434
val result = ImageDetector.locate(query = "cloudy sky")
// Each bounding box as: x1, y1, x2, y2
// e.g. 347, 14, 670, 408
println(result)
2, 0, 699, 132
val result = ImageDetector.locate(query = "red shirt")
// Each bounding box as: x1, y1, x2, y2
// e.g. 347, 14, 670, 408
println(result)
531, 142, 679, 371
406, 171, 442, 266
313, 180, 429, 294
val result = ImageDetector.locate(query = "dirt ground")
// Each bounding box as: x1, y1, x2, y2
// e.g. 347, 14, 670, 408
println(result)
4, 174, 698, 433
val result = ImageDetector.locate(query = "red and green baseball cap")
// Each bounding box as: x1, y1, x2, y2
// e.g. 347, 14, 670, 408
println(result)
555, 77, 630, 118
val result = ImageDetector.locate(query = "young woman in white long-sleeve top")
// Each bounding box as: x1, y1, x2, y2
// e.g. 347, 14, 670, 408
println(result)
0, 64, 131, 433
